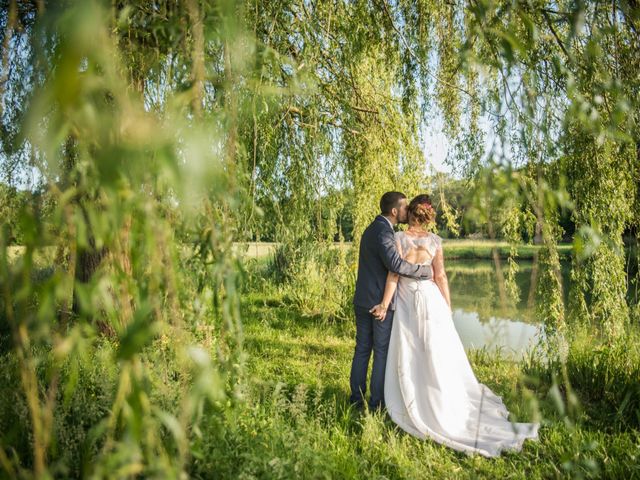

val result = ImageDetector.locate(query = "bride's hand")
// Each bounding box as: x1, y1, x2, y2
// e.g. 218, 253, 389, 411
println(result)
369, 303, 387, 321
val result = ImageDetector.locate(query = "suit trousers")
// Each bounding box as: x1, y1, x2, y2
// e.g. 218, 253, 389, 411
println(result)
349, 305, 394, 410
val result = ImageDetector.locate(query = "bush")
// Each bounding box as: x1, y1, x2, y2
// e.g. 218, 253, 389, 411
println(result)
524, 326, 640, 430
267, 242, 355, 321
0, 344, 117, 477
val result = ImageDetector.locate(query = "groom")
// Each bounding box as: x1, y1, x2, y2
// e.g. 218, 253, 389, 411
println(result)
350, 192, 433, 411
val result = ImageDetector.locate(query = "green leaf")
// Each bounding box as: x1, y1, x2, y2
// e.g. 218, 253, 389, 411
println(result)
117, 303, 156, 361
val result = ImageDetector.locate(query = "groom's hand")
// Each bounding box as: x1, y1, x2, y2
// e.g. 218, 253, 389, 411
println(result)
369, 304, 387, 321
419, 265, 433, 280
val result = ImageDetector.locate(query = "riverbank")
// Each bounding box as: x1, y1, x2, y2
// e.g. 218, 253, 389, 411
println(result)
233, 240, 574, 260
13, 238, 634, 263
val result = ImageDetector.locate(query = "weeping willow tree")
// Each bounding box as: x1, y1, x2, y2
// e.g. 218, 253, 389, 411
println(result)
0, 1, 260, 476
242, 0, 639, 337
1, 0, 640, 476
458, 1, 640, 341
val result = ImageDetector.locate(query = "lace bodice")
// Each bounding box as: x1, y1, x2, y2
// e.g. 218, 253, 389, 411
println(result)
395, 231, 442, 266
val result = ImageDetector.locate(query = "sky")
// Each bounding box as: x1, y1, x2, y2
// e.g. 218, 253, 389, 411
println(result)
422, 122, 452, 175
2, 117, 469, 191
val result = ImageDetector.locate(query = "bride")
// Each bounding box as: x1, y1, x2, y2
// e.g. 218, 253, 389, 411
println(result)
371, 194, 539, 457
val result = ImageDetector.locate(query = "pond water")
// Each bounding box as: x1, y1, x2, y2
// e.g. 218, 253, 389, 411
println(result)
452, 309, 542, 358
447, 259, 564, 358
446, 253, 638, 356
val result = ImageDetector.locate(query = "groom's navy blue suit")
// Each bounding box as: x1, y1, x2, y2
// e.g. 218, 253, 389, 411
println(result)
350, 215, 433, 410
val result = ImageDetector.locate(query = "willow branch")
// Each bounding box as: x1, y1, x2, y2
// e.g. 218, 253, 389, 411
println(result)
377, 0, 502, 120
0, 0, 17, 121
542, 9, 571, 62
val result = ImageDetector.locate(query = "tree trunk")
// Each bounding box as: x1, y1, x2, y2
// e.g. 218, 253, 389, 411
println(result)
71, 203, 107, 321
186, 0, 205, 119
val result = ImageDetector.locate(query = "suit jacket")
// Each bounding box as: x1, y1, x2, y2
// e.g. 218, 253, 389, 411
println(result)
353, 215, 433, 310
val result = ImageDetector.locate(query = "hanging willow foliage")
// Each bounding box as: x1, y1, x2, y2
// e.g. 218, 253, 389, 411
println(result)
0, 0, 640, 475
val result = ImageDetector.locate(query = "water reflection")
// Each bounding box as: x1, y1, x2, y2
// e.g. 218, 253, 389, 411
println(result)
447, 259, 553, 357
452, 309, 542, 358
446, 251, 637, 356
447, 259, 559, 324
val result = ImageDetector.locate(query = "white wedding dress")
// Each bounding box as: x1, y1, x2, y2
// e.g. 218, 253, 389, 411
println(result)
384, 232, 539, 457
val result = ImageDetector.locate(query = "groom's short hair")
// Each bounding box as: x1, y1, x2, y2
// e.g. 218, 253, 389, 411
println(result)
380, 192, 406, 215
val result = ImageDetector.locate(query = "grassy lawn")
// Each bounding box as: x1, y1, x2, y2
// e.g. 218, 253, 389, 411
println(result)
214, 284, 640, 479
234, 240, 574, 261
3, 244, 638, 479
439, 240, 573, 260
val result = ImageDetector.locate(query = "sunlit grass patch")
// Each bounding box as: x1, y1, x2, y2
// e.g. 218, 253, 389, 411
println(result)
230, 284, 640, 479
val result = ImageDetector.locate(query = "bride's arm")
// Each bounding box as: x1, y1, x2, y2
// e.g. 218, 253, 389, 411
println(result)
380, 271, 399, 312
371, 238, 402, 320
431, 247, 451, 308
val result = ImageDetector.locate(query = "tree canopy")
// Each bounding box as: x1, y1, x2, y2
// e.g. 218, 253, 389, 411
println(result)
0, 1, 639, 475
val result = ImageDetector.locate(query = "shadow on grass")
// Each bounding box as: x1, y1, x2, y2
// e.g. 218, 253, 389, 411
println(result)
241, 294, 355, 336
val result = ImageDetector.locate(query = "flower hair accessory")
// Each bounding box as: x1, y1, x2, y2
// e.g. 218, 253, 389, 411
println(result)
415, 202, 435, 216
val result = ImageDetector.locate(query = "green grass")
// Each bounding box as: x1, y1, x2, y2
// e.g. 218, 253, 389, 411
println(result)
5, 245, 57, 266
201, 282, 640, 479
3, 247, 638, 478
440, 240, 573, 260
234, 241, 574, 261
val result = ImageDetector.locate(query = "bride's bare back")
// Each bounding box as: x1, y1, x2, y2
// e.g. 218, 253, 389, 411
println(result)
398, 232, 437, 266
404, 244, 432, 265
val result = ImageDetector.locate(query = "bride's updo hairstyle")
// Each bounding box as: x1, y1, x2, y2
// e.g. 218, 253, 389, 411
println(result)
408, 194, 436, 226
